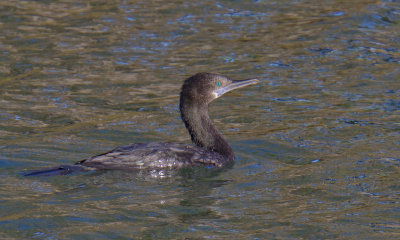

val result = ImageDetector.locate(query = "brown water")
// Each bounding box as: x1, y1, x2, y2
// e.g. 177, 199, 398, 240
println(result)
1, 0, 399, 239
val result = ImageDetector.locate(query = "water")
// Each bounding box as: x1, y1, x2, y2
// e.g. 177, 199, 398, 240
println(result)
1, 0, 399, 239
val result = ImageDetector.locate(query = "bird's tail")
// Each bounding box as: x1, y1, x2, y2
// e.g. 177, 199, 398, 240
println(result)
24, 164, 85, 176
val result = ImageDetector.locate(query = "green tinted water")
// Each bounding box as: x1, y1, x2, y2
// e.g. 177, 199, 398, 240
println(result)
0, 0, 399, 239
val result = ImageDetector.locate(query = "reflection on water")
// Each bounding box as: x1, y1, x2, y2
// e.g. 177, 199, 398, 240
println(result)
0, 0, 399, 239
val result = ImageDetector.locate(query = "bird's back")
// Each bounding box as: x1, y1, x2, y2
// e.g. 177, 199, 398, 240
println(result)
78, 142, 230, 170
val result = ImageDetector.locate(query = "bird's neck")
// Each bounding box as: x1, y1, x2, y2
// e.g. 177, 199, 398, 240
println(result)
180, 101, 234, 161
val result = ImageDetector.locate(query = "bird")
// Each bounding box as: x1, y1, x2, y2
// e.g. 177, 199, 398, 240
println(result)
24, 73, 258, 176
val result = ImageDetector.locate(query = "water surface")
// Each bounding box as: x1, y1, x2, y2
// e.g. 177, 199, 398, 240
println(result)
0, 0, 399, 239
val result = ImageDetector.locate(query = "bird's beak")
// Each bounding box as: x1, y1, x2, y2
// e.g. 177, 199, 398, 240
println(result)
213, 78, 259, 98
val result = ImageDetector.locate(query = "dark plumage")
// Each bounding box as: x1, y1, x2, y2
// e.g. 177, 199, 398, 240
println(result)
25, 73, 258, 176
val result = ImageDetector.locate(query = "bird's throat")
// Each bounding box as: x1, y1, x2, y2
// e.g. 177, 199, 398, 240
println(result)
180, 103, 234, 161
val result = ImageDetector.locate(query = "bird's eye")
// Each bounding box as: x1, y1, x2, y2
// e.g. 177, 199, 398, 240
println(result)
216, 81, 221, 87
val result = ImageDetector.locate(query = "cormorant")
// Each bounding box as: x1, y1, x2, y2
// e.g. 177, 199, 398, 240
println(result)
25, 73, 258, 176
